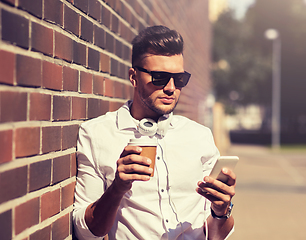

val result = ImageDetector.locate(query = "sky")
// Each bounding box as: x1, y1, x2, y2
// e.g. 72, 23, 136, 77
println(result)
227, 0, 255, 19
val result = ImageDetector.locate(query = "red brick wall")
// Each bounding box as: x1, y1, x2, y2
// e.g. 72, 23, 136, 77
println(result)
0, 0, 211, 239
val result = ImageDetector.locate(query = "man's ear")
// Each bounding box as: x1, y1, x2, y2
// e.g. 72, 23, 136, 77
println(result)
129, 68, 137, 87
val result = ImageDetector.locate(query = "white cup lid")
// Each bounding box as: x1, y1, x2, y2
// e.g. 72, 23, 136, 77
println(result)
128, 137, 157, 146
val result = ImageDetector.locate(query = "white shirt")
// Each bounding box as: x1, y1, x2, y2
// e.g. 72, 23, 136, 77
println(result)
73, 101, 221, 240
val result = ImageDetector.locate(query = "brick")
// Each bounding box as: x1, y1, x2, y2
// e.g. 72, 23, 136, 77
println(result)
73, 41, 86, 66
88, 98, 109, 119
1, 9, 29, 49
88, 0, 101, 20
55, 32, 73, 62
15, 198, 39, 234
123, 44, 131, 61
0, 166, 27, 204
88, 47, 100, 71
130, 14, 137, 29
19, 0, 42, 18
122, 6, 132, 26
114, 0, 122, 14
105, 31, 114, 53
29, 159, 51, 192
119, 62, 127, 79
15, 127, 40, 157
0, 50, 15, 85
29, 92, 51, 121
64, 5, 79, 36
0, 130, 13, 164
94, 25, 105, 49
115, 39, 122, 58
124, 83, 133, 100
100, 53, 110, 73
62, 124, 79, 149
110, 58, 118, 76
0, 91, 27, 123
104, 78, 113, 97
114, 81, 123, 98
53, 95, 71, 121
16, 55, 41, 87
30, 225, 51, 240
80, 71, 93, 94
44, 0, 63, 26
80, 16, 93, 43
101, 5, 111, 28
52, 214, 69, 240
93, 75, 104, 95
42, 126, 61, 153
74, 0, 88, 13
70, 153, 77, 177
41, 189, 60, 221
109, 101, 123, 111
42, 61, 63, 90
0, 210, 12, 240
119, 20, 128, 38
71, 97, 86, 120
111, 14, 119, 33
63, 66, 78, 92
52, 155, 70, 184
31, 22, 53, 56
61, 182, 75, 210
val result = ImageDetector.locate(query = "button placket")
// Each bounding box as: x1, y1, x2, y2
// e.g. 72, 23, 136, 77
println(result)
156, 140, 177, 230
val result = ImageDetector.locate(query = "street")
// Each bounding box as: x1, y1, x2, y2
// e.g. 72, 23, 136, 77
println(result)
227, 144, 306, 240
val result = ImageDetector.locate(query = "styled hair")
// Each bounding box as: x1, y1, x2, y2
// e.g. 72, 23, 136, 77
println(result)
131, 25, 184, 66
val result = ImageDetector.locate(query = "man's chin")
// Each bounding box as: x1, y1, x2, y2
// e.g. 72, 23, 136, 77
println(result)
153, 103, 176, 115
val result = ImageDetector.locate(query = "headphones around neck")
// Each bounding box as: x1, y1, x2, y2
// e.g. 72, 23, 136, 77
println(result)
138, 114, 172, 137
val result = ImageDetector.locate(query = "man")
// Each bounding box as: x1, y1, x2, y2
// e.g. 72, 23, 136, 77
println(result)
73, 25, 236, 240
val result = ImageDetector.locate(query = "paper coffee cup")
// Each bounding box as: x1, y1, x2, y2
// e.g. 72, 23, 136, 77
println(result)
128, 137, 157, 177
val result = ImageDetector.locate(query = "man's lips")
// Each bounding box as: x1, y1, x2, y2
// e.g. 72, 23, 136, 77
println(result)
159, 97, 175, 104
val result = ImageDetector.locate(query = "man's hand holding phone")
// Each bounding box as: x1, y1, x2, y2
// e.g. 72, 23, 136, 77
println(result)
196, 156, 239, 217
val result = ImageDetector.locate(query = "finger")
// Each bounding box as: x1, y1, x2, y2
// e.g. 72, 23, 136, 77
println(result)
221, 168, 236, 186
196, 187, 227, 204
118, 170, 151, 182
197, 179, 235, 200
199, 175, 235, 196
120, 163, 153, 176
120, 154, 152, 167
196, 183, 231, 202
120, 145, 142, 158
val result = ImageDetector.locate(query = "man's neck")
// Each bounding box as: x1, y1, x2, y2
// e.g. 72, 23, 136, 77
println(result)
129, 102, 161, 122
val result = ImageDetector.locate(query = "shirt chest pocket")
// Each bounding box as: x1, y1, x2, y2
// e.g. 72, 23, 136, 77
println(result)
165, 150, 204, 193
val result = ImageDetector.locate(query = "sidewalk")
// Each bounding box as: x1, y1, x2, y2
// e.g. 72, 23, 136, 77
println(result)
226, 144, 306, 240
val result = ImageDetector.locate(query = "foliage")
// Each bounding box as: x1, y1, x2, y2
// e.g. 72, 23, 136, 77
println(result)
211, 10, 271, 114
212, 0, 306, 119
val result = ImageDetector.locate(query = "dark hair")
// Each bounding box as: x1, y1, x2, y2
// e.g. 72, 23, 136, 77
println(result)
131, 25, 184, 66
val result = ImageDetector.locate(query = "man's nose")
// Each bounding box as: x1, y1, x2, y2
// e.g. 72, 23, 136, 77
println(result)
163, 78, 176, 92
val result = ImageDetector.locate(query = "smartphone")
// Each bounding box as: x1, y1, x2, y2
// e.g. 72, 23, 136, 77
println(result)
209, 156, 239, 183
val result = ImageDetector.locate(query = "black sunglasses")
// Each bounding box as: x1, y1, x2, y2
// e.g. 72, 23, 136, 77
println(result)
134, 66, 191, 88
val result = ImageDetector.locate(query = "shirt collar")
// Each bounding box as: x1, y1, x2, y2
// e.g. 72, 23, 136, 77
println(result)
117, 100, 138, 131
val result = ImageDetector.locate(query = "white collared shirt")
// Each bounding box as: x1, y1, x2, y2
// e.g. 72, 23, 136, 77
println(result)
73, 101, 220, 240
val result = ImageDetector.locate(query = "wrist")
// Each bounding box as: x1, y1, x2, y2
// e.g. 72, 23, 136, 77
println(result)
112, 176, 132, 196
211, 202, 233, 220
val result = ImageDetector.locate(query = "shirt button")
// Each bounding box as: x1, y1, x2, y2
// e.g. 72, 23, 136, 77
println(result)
157, 156, 160, 160
161, 189, 164, 192
166, 219, 169, 223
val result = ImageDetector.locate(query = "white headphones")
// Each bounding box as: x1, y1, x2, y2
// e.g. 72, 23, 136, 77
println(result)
138, 113, 172, 137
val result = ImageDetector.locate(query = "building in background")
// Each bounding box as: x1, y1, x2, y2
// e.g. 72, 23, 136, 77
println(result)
0, 0, 212, 239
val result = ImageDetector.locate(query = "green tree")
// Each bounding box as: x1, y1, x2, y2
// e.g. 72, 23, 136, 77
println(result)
212, 10, 271, 114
